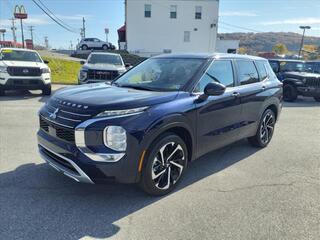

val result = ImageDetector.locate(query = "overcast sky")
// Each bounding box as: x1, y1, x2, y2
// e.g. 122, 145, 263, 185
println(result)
0, 0, 319, 49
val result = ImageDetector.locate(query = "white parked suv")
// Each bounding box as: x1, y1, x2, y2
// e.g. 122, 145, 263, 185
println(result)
0, 48, 51, 96
78, 52, 128, 84
77, 38, 111, 50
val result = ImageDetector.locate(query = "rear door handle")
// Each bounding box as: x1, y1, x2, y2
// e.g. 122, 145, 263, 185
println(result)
232, 92, 240, 97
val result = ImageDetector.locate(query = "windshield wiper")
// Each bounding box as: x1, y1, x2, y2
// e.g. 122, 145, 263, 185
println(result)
119, 84, 156, 91
205, 72, 220, 83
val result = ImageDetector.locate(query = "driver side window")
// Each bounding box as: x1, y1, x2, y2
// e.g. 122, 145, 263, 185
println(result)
194, 60, 234, 92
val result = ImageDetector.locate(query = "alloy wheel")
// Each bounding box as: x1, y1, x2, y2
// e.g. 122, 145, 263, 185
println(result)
151, 142, 185, 190
260, 112, 275, 145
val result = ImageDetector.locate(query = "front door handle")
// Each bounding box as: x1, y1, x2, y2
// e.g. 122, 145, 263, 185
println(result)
262, 85, 266, 90
232, 92, 240, 97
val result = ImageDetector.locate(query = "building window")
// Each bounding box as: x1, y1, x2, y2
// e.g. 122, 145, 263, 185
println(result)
170, 5, 177, 19
145, 4, 151, 18
184, 31, 190, 42
195, 6, 202, 19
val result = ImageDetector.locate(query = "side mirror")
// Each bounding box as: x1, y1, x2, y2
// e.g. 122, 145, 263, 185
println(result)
204, 82, 226, 96
80, 60, 85, 65
43, 60, 49, 64
125, 63, 132, 68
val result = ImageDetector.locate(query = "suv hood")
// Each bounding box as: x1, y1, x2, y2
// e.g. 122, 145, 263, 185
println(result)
83, 63, 125, 71
52, 83, 178, 110
1, 60, 46, 68
283, 71, 320, 79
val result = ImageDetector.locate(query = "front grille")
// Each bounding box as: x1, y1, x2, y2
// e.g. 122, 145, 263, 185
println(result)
40, 116, 75, 144
305, 78, 320, 88
41, 147, 77, 174
7, 78, 42, 86
87, 69, 119, 81
7, 67, 41, 76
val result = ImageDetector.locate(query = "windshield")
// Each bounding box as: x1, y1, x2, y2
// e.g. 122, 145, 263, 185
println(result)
113, 58, 205, 91
279, 61, 305, 72
0, 49, 42, 62
88, 54, 123, 65
304, 62, 320, 73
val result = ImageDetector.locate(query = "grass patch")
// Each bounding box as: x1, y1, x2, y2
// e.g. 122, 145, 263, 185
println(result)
42, 56, 80, 85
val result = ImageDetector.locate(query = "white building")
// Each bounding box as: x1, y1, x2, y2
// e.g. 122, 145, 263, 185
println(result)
123, 0, 219, 57
216, 38, 240, 54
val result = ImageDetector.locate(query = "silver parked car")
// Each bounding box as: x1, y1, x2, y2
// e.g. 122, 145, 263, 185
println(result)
78, 52, 128, 84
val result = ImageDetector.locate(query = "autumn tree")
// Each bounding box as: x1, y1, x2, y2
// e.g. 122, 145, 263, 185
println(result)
272, 43, 288, 55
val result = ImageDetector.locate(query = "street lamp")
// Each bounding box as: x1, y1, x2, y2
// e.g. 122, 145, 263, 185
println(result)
299, 26, 311, 57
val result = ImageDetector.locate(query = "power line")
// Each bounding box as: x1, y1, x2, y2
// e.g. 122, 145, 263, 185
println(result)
31, 0, 78, 33
36, 0, 79, 32
219, 21, 264, 33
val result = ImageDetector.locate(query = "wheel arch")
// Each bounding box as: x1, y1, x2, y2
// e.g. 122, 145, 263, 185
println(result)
139, 114, 195, 169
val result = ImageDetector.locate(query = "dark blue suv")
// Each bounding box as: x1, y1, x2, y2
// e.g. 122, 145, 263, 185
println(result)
37, 53, 282, 195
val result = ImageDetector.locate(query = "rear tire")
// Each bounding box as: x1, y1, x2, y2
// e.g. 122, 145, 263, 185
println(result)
81, 45, 88, 50
140, 133, 188, 196
283, 84, 297, 102
102, 45, 108, 50
42, 84, 51, 96
248, 109, 276, 148
314, 97, 320, 102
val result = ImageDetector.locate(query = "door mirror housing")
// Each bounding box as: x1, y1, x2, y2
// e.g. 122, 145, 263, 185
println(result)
80, 60, 86, 65
125, 63, 133, 69
43, 60, 49, 64
204, 82, 226, 96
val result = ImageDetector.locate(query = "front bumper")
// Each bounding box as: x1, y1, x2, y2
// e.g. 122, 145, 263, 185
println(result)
37, 116, 144, 184
297, 86, 320, 97
0, 73, 51, 90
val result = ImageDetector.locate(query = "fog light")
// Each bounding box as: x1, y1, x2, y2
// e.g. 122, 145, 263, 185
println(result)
103, 126, 127, 151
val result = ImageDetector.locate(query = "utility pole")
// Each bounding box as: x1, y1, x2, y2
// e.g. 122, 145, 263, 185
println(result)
0, 29, 6, 41
10, 18, 17, 43
44, 36, 48, 49
299, 26, 311, 57
82, 17, 86, 38
28, 26, 34, 43
20, 19, 25, 48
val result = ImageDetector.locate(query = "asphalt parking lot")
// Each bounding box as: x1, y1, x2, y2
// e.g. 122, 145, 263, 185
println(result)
0, 85, 319, 240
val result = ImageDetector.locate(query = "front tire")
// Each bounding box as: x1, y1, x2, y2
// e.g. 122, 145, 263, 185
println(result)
42, 84, 51, 95
102, 44, 108, 50
314, 97, 320, 102
248, 109, 276, 148
81, 45, 88, 50
140, 133, 188, 196
283, 84, 297, 102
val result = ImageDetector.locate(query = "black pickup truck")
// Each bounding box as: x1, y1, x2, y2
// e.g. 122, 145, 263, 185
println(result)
269, 59, 320, 102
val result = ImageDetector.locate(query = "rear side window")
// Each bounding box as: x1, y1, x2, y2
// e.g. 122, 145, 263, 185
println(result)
255, 61, 268, 81
236, 60, 259, 85
194, 60, 234, 92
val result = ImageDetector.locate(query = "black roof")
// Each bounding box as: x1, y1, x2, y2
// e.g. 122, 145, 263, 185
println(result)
153, 53, 266, 61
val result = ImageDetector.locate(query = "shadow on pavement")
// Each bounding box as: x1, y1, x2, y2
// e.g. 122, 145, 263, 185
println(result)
283, 97, 320, 108
0, 86, 67, 103
0, 140, 258, 239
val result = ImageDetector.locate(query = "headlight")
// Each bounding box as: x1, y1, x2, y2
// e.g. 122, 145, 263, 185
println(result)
41, 68, 50, 74
79, 70, 88, 81
103, 126, 127, 151
118, 69, 126, 75
0, 66, 7, 73
96, 106, 148, 118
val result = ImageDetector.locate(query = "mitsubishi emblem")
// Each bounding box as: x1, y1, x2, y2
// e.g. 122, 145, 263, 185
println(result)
49, 108, 59, 120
